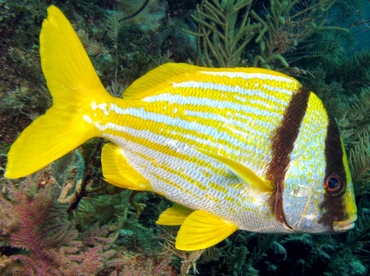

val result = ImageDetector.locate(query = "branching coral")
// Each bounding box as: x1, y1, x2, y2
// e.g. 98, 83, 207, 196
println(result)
327, 49, 370, 94
186, 0, 261, 67
189, 0, 349, 71
251, 0, 347, 69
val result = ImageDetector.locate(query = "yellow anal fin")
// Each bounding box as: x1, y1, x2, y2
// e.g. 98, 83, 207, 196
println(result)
101, 143, 151, 191
175, 210, 238, 251
156, 203, 194, 225
197, 148, 273, 194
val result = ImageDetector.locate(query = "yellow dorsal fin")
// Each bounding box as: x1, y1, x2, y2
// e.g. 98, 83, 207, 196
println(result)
197, 148, 273, 194
122, 63, 200, 100
156, 204, 193, 225
5, 5, 110, 178
175, 210, 238, 251
101, 143, 151, 191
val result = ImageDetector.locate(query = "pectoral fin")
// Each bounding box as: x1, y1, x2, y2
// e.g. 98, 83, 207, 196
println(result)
175, 210, 238, 251
197, 148, 273, 194
156, 204, 194, 225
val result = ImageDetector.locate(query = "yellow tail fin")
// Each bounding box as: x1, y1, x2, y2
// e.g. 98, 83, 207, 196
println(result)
5, 6, 109, 178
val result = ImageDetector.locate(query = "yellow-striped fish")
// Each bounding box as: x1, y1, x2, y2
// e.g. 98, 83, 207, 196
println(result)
5, 6, 357, 251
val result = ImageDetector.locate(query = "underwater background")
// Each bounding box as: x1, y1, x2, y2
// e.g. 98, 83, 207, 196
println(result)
0, 0, 369, 275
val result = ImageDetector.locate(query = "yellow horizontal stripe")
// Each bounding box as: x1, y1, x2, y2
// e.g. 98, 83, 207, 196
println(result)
150, 172, 202, 201
106, 130, 211, 192
102, 103, 280, 167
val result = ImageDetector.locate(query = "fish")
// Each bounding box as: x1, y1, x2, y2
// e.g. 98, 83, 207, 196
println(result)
5, 5, 357, 251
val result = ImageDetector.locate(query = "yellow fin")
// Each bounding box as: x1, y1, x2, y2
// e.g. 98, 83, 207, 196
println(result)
5, 6, 110, 178
197, 148, 273, 194
5, 109, 98, 178
123, 63, 200, 100
175, 210, 238, 251
101, 143, 151, 191
41, 5, 108, 105
122, 63, 296, 101
156, 204, 193, 225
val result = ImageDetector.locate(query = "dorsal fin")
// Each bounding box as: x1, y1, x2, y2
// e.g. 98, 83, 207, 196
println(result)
122, 63, 201, 100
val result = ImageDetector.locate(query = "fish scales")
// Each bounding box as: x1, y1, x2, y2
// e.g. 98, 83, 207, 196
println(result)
5, 6, 357, 251
86, 72, 301, 230
98, 74, 298, 171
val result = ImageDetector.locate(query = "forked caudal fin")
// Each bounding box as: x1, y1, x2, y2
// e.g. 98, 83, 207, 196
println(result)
5, 5, 111, 178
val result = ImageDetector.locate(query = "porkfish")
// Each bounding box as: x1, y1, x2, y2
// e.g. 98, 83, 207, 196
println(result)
5, 6, 357, 251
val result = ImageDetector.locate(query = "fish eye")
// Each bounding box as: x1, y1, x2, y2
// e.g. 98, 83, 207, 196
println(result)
324, 173, 345, 196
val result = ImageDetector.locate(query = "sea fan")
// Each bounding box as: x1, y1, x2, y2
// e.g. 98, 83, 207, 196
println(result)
0, 172, 122, 275
1, 175, 78, 274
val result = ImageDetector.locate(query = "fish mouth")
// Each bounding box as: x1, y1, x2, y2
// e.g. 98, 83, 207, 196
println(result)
333, 214, 357, 232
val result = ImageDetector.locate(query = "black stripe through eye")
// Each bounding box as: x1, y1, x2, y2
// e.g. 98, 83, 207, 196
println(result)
324, 173, 345, 197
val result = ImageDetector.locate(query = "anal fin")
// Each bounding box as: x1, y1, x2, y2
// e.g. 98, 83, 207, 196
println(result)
101, 143, 151, 191
156, 203, 193, 225
175, 210, 238, 251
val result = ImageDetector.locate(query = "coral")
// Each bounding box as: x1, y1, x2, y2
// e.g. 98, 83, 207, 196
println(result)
0, 173, 122, 275
252, 0, 348, 70
0, 171, 175, 275
187, 0, 349, 70
118, 255, 176, 276
159, 229, 207, 275
186, 0, 261, 67
349, 128, 370, 196
328, 49, 370, 94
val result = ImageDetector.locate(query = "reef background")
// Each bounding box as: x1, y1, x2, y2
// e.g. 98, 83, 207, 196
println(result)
0, 0, 369, 275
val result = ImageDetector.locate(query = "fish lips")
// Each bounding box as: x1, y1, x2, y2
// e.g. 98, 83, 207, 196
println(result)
333, 214, 357, 232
